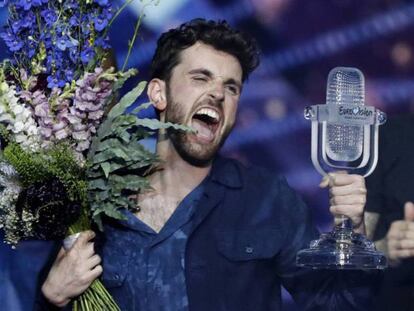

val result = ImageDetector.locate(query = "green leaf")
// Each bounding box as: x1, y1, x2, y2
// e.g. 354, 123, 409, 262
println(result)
92, 148, 130, 164
88, 178, 109, 191
107, 81, 147, 120
100, 162, 111, 178
130, 101, 153, 115
135, 118, 195, 132
96, 138, 125, 152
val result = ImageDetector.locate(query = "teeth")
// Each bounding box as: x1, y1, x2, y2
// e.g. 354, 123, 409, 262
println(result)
196, 108, 219, 121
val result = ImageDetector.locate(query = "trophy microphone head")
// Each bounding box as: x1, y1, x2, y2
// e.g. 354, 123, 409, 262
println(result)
325, 67, 364, 162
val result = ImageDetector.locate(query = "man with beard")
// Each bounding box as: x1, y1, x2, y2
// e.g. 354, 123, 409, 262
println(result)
41, 19, 376, 310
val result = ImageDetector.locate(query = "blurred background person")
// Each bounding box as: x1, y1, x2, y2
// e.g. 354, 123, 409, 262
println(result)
366, 113, 414, 311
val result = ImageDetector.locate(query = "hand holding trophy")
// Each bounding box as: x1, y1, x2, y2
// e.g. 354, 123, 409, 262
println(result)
296, 67, 387, 269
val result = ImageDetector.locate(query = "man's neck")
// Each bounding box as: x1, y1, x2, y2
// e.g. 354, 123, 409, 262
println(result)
151, 139, 212, 199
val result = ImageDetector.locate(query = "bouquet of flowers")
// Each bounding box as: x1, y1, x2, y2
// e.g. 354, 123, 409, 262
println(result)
0, 0, 186, 309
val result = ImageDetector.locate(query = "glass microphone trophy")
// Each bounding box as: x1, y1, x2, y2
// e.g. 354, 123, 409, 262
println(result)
296, 67, 387, 269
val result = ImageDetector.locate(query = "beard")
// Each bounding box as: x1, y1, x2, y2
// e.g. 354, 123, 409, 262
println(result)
164, 88, 234, 167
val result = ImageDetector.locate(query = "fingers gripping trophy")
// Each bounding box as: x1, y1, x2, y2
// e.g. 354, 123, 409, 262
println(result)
296, 67, 387, 269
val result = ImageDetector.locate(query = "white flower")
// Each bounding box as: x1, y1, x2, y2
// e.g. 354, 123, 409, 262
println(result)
13, 121, 25, 132
0, 81, 42, 152
12, 105, 24, 115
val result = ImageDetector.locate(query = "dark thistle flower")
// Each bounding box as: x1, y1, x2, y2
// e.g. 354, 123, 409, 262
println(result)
16, 178, 81, 240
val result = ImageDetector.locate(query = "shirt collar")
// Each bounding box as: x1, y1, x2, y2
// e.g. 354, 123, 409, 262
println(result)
209, 155, 243, 189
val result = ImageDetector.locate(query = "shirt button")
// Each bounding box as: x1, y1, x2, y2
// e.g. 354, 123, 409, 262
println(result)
113, 274, 120, 280
245, 246, 254, 254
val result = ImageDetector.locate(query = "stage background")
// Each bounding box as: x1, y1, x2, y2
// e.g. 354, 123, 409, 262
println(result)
1, 0, 414, 309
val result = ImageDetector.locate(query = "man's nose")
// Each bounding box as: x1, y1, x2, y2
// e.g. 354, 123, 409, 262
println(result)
208, 81, 225, 101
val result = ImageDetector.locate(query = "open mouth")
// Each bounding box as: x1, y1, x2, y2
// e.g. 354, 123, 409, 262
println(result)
191, 107, 221, 143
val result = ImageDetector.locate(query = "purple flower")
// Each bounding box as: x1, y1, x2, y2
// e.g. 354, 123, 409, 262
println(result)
88, 110, 104, 120
54, 128, 69, 140
72, 130, 90, 141
0, 0, 8, 8
75, 140, 90, 152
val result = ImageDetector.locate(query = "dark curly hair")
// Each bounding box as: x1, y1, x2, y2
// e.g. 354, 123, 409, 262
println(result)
150, 18, 260, 83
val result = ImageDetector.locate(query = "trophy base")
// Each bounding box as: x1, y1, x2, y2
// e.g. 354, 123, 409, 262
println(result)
296, 227, 387, 269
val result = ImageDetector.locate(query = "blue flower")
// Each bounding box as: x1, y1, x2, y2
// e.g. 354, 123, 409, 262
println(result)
47, 75, 61, 88
69, 15, 79, 27
95, 35, 110, 49
17, 0, 35, 11
56, 35, 75, 51
65, 0, 78, 9
65, 69, 74, 82
22, 11, 36, 28
40, 9, 57, 26
0, 31, 14, 42
93, 14, 109, 32
95, 0, 109, 6
80, 48, 95, 64
0, 0, 8, 8
0, 32, 24, 52
11, 20, 23, 33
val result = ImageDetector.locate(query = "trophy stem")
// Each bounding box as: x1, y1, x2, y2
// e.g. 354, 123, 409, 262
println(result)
334, 215, 353, 230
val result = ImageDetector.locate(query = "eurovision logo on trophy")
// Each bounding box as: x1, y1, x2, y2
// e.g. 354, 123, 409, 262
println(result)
296, 67, 388, 269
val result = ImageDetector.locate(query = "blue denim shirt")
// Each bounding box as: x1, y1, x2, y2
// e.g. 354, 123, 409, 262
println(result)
100, 183, 204, 311
99, 156, 378, 311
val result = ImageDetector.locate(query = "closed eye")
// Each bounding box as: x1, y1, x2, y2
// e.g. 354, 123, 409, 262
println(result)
192, 75, 208, 82
226, 84, 240, 95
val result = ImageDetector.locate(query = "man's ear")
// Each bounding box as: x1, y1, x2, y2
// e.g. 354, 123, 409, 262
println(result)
147, 78, 167, 112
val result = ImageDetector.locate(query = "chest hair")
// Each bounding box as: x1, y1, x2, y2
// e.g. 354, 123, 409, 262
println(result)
135, 193, 183, 233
